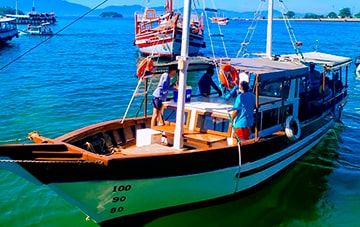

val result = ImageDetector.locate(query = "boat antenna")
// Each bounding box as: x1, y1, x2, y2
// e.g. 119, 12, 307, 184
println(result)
265, 0, 274, 59
0, 0, 109, 72
15, 0, 18, 15
32, 0, 36, 12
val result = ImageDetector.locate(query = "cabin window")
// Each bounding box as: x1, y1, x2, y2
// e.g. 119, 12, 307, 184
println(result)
196, 114, 230, 134
260, 108, 280, 129
256, 104, 293, 130
162, 107, 189, 125
259, 80, 290, 99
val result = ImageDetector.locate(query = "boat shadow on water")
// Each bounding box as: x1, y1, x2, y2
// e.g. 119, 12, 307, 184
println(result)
148, 125, 343, 227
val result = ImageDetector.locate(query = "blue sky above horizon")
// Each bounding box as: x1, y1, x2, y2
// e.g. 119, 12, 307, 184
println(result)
66, 0, 359, 15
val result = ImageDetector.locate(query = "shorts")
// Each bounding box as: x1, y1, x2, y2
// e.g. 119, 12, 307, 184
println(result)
152, 96, 163, 110
233, 128, 250, 141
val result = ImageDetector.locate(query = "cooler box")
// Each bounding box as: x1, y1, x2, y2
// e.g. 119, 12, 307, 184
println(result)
136, 128, 162, 147
173, 86, 192, 103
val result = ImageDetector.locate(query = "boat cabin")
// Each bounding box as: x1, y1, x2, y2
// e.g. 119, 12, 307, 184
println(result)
150, 57, 309, 148
283, 52, 352, 120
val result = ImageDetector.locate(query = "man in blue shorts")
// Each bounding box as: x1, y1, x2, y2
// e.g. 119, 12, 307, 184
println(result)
151, 65, 178, 127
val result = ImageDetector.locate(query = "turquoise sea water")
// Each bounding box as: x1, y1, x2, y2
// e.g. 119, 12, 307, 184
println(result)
1, 16, 360, 227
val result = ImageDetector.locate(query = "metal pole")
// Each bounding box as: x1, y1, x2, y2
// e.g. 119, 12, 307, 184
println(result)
173, 0, 191, 149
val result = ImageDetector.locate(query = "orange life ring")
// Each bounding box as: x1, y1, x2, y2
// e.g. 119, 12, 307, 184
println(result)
218, 64, 239, 89
145, 9, 156, 20
137, 58, 154, 78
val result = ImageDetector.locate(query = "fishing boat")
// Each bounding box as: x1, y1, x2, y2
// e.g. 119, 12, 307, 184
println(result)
210, 16, 229, 25
0, 17, 19, 44
134, 0, 205, 59
6, 0, 56, 25
19, 22, 53, 36
0, 0, 352, 226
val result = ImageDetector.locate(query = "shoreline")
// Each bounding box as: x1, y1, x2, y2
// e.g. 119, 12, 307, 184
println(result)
232, 18, 360, 22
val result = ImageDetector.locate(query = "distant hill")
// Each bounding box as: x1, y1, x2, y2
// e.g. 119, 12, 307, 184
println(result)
1, 0, 89, 16
0, 0, 287, 18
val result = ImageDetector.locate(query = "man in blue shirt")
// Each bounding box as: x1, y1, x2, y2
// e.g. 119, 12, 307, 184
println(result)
231, 81, 256, 142
198, 66, 222, 97
151, 65, 178, 127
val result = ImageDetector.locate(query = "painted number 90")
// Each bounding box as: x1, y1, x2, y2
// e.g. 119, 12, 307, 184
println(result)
112, 196, 127, 203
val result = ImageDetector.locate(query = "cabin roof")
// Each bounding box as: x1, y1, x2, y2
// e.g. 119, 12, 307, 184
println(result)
0, 17, 17, 22
283, 51, 353, 71
222, 57, 308, 82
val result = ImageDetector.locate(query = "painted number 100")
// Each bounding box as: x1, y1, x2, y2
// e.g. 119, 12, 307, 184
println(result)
112, 185, 132, 192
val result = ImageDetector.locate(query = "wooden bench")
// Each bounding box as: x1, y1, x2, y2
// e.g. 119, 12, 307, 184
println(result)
183, 133, 227, 148
152, 125, 227, 148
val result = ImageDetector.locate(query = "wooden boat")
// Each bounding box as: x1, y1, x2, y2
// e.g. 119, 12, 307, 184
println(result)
0, 17, 19, 44
19, 22, 53, 36
210, 16, 229, 25
0, 0, 352, 226
134, 0, 205, 59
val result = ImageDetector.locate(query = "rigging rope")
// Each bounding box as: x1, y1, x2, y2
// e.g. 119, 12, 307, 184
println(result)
202, 0, 228, 58
236, 0, 266, 58
277, 0, 303, 58
0, 0, 109, 71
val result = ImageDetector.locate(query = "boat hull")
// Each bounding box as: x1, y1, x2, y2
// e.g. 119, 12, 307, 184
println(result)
0, 29, 18, 42
0, 18, 19, 43
0, 112, 335, 225
20, 30, 53, 36
135, 28, 204, 58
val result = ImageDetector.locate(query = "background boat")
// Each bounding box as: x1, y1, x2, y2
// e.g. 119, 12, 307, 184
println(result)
6, 0, 56, 25
134, 0, 205, 59
0, 17, 19, 44
210, 16, 229, 25
0, 15, 360, 227
19, 22, 54, 36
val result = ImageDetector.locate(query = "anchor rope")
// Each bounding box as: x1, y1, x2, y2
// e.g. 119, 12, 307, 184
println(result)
227, 111, 242, 194
0, 137, 30, 144
0, 159, 102, 164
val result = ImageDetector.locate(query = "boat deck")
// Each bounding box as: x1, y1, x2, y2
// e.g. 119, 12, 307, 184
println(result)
121, 143, 181, 155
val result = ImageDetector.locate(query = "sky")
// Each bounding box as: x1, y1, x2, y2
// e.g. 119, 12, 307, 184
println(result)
66, 0, 359, 15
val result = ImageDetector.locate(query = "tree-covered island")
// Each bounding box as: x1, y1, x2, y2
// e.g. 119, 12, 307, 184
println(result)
99, 12, 123, 18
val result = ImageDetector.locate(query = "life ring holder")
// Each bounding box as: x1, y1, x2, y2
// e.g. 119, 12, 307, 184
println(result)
218, 64, 239, 90
285, 115, 301, 141
137, 57, 154, 79
333, 104, 342, 122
